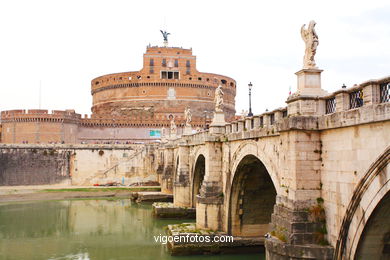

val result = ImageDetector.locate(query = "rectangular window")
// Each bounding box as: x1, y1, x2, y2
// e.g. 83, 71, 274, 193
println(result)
259, 117, 263, 127
282, 110, 288, 118
186, 60, 190, 67
174, 59, 178, 67
162, 59, 167, 67
149, 68, 154, 74
149, 59, 154, 66
161, 71, 179, 80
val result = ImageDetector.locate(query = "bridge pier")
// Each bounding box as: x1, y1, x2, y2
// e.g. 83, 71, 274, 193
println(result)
173, 143, 191, 207
196, 140, 224, 231
265, 196, 334, 259
161, 146, 174, 194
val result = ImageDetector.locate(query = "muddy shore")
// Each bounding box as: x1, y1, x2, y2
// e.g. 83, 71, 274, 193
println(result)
0, 185, 160, 203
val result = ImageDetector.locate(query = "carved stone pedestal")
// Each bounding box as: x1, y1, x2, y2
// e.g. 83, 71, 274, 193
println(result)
209, 111, 226, 135
183, 125, 192, 135
210, 111, 226, 126
296, 68, 327, 96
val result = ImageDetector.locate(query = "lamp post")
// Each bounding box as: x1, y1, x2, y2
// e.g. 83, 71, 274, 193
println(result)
248, 82, 253, 117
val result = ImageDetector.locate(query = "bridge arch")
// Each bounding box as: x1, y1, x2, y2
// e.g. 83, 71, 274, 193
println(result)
335, 146, 390, 259
191, 154, 206, 207
230, 141, 281, 194
228, 153, 277, 237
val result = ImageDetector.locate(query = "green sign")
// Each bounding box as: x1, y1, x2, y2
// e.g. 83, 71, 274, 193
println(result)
149, 130, 161, 137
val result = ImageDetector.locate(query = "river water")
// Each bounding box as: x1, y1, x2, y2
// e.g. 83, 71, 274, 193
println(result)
0, 199, 264, 260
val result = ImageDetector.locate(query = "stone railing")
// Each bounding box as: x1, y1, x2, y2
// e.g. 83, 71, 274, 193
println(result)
160, 75, 390, 145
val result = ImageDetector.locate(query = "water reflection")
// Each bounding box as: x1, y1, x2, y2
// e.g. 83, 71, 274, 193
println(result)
0, 199, 263, 260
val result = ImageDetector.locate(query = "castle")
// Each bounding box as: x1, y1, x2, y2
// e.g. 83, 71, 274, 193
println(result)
0, 44, 236, 144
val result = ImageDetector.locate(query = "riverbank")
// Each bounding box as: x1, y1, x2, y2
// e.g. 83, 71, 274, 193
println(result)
0, 184, 160, 203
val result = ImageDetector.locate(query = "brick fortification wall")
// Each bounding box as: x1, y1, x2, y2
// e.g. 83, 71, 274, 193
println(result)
91, 46, 236, 124
0, 45, 237, 144
1, 109, 80, 144
0, 148, 71, 185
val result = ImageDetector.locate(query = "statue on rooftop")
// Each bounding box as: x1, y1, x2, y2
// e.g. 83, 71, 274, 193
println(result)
301, 20, 319, 69
160, 30, 170, 42
214, 85, 224, 112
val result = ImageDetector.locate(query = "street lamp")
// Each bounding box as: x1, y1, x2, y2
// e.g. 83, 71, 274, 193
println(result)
248, 82, 253, 117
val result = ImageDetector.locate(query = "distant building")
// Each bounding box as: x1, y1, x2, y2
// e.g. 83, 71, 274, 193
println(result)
0, 45, 236, 144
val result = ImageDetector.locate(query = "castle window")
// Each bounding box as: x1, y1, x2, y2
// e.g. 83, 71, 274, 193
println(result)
221, 79, 227, 84
161, 71, 179, 79
161, 71, 167, 79
162, 59, 167, 67
174, 59, 178, 67
149, 59, 154, 66
186, 60, 190, 67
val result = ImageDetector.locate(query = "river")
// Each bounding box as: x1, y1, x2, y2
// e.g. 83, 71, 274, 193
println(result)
0, 199, 265, 260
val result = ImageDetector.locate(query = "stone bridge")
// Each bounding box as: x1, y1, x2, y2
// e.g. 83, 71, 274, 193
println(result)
155, 73, 390, 259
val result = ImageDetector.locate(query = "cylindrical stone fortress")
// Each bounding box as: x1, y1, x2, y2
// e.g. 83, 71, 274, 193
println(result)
90, 46, 236, 126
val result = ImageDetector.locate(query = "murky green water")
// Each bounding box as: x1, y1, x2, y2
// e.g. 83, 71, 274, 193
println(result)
0, 199, 264, 260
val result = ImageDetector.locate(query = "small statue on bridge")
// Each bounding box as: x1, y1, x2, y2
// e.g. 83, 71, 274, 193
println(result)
169, 115, 177, 135
301, 20, 319, 69
184, 107, 192, 126
214, 85, 224, 112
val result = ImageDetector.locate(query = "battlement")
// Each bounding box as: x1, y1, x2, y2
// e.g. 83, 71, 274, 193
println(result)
145, 45, 193, 55
1, 109, 81, 123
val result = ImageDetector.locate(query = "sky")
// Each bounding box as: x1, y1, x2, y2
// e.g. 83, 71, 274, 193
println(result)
0, 0, 389, 117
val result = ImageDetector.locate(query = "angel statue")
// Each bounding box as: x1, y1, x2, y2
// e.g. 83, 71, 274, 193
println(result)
184, 107, 192, 126
301, 20, 319, 69
214, 85, 224, 112
160, 30, 170, 42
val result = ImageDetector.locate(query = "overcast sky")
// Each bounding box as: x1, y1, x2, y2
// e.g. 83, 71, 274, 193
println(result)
0, 0, 389, 116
